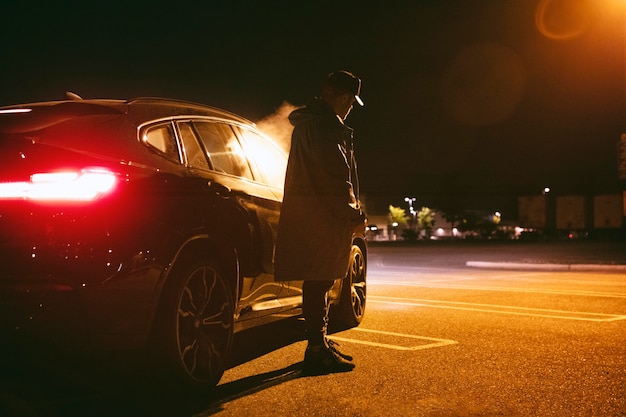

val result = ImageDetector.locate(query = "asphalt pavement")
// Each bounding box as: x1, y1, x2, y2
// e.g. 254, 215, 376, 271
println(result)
2, 239, 624, 416
368, 239, 626, 272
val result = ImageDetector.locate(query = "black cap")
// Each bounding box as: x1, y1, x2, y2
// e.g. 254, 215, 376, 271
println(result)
325, 71, 363, 106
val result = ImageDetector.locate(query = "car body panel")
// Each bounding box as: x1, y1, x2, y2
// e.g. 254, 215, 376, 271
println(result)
0, 97, 366, 355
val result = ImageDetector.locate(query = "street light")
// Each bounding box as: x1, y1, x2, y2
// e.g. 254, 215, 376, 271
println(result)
542, 186, 555, 236
405, 197, 417, 230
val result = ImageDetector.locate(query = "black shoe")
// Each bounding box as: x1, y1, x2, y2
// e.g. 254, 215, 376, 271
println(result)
302, 343, 355, 375
326, 338, 353, 362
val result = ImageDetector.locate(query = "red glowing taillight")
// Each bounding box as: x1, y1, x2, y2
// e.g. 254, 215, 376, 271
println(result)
0, 168, 118, 201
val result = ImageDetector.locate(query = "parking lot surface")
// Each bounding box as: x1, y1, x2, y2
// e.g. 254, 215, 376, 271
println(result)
1, 241, 625, 416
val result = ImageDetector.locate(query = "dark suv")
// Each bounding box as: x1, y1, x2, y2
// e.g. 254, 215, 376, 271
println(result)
0, 97, 367, 387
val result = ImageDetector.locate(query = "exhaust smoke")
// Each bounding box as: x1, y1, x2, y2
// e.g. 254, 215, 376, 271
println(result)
256, 101, 298, 153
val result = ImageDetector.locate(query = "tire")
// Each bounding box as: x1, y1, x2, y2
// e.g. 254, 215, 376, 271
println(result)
329, 244, 366, 332
152, 259, 234, 388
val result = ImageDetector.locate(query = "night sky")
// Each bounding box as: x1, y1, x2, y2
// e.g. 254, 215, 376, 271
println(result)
1, 0, 624, 218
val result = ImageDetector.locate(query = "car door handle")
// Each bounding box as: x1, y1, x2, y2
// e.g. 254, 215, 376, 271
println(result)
208, 180, 231, 197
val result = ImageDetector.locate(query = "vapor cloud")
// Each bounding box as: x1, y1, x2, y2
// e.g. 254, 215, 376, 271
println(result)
256, 101, 299, 153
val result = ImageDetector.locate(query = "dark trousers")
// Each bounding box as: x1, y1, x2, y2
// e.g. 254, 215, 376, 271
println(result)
302, 280, 334, 346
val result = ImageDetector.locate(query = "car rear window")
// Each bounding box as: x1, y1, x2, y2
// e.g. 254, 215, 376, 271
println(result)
142, 123, 181, 163
191, 121, 254, 180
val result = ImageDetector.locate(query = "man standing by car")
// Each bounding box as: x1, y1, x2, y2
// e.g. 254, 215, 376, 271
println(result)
275, 70, 366, 374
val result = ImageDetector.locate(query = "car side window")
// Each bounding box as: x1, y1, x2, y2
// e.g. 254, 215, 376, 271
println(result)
233, 126, 287, 189
177, 122, 210, 170
142, 123, 180, 163
193, 121, 254, 180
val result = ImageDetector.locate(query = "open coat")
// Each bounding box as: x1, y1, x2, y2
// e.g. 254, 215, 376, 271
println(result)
274, 99, 364, 282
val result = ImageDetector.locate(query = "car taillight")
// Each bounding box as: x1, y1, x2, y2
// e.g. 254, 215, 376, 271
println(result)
0, 168, 118, 201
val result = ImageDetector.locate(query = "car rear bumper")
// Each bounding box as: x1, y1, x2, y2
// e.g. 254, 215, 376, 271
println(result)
0, 281, 88, 349
0, 263, 165, 351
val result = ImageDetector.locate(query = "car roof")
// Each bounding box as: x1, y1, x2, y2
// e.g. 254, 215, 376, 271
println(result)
126, 98, 256, 126
0, 97, 256, 128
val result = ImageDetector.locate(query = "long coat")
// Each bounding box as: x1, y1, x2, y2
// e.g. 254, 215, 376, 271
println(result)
274, 99, 364, 282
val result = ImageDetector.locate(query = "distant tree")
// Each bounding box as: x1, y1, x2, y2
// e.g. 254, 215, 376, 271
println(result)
457, 211, 498, 239
479, 217, 498, 239
388, 205, 410, 240
457, 211, 481, 238
401, 229, 419, 240
440, 208, 466, 239
417, 207, 435, 239
387, 205, 410, 226
388, 205, 410, 227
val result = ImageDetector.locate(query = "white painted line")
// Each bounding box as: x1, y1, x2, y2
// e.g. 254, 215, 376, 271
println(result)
370, 269, 626, 285
331, 328, 458, 351
466, 261, 570, 271
500, 275, 626, 287
571, 264, 626, 272
368, 280, 626, 299
466, 261, 626, 272
368, 296, 626, 322
368, 269, 476, 282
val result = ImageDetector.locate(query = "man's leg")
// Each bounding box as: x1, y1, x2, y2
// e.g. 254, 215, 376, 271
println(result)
302, 280, 333, 347
302, 280, 354, 374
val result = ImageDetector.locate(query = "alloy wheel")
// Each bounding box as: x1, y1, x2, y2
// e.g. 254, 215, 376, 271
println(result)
175, 264, 233, 385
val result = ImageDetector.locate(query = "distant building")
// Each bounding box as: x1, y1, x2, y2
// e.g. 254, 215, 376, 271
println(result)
518, 193, 624, 238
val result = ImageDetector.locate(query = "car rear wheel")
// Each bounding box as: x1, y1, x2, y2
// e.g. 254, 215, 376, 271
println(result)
330, 244, 366, 331
153, 259, 234, 388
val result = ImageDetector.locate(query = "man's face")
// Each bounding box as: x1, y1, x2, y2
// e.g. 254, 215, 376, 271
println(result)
337, 94, 356, 120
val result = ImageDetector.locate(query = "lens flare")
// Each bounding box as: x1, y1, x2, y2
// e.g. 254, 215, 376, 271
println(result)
535, 0, 591, 41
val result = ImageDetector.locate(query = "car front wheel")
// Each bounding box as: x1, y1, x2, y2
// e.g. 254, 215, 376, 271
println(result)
329, 244, 366, 332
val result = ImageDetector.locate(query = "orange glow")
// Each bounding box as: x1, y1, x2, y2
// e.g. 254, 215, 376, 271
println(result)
535, 0, 625, 40
535, 0, 590, 40
240, 133, 287, 188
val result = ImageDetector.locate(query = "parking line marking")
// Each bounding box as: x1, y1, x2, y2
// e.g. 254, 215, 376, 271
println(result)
368, 268, 478, 282
490, 275, 626, 288
331, 328, 458, 351
368, 279, 626, 299
368, 296, 626, 322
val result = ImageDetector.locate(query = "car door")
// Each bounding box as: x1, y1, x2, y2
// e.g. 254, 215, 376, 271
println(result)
231, 125, 302, 309
176, 119, 284, 321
